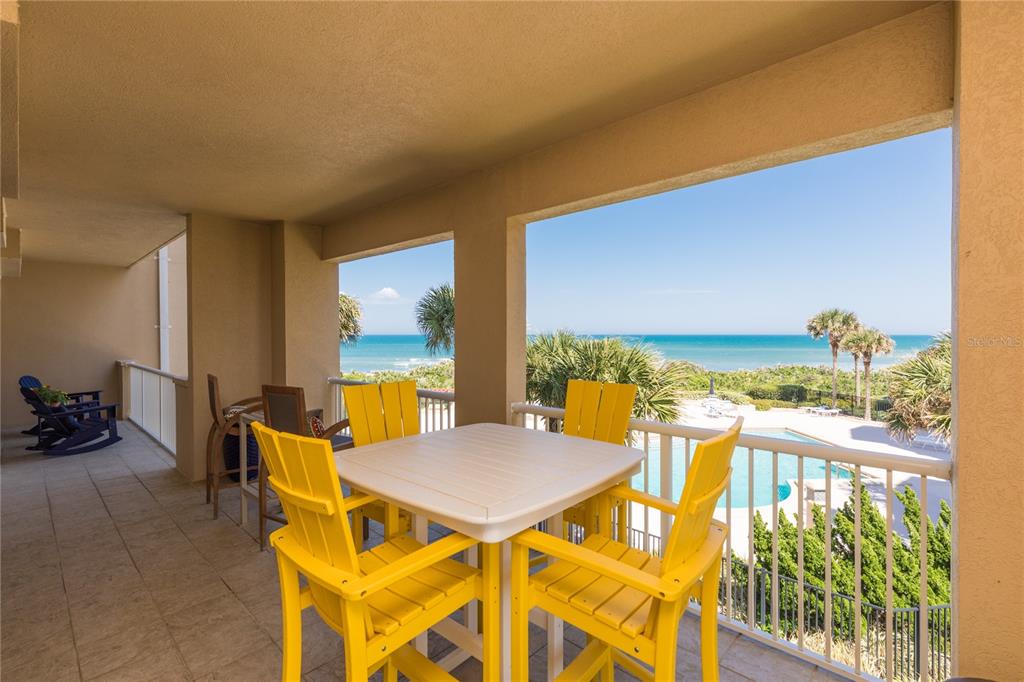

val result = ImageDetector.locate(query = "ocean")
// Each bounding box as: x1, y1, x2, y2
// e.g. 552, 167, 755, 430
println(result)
340, 334, 935, 374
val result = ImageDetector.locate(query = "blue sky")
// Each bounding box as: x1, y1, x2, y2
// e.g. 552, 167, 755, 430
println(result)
339, 128, 952, 335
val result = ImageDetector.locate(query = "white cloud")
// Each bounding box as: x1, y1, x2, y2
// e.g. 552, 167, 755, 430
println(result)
366, 287, 403, 304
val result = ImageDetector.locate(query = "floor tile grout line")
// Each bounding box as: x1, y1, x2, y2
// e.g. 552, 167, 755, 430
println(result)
118, 435, 291, 675
80, 445, 197, 681
8, 426, 842, 682
43, 464, 91, 682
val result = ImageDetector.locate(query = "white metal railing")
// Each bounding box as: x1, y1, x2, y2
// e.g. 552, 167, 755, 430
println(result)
120, 361, 185, 455
327, 377, 455, 433
510, 402, 953, 682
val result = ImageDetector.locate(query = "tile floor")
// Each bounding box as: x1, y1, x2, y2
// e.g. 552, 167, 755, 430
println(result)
1, 422, 845, 681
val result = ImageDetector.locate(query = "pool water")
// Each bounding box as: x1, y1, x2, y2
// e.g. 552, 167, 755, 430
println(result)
630, 428, 852, 508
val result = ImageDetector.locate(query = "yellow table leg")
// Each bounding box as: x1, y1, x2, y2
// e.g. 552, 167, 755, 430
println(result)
511, 541, 530, 681
482, 542, 501, 681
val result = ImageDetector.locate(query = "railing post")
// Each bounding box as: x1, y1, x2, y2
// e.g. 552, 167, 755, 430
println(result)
658, 434, 672, 549
118, 360, 132, 420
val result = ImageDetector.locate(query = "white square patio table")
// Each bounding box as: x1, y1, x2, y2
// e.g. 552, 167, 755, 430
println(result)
334, 422, 644, 682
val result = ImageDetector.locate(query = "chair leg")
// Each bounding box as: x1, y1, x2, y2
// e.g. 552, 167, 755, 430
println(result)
511, 542, 530, 682
258, 461, 267, 550
382, 659, 398, 682
341, 603, 370, 682
212, 471, 221, 519
353, 509, 365, 552
700, 556, 724, 682
276, 553, 303, 681
652, 602, 681, 679
602, 653, 615, 681
205, 424, 216, 504
210, 425, 231, 520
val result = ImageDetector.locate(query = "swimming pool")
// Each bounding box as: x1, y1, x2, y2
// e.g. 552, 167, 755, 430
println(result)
630, 428, 852, 508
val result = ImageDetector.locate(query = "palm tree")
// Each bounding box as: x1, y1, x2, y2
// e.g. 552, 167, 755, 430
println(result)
841, 339, 863, 407
415, 283, 455, 355
806, 308, 861, 407
526, 332, 687, 422
886, 333, 951, 441
841, 328, 894, 421
338, 293, 363, 343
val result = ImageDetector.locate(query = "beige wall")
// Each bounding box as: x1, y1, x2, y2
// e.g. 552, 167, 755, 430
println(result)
178, 213, 272, 481
323, 5, 954, 425
270, 221, 337, 415
1, 258, 159, 428
177, 216, 337, 482
166, 233, 188, 377
951, 2, 1024, 677
316, 4, 1024, 672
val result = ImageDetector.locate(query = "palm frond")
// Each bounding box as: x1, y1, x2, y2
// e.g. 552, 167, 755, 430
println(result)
415, 283, 455, 355
525, 333, 687, 422
338, 293, 363, 343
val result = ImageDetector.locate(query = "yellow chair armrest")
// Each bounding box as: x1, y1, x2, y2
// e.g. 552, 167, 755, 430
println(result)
607, 484, 678, 516
343, 492, 379, 512
512, 529, 684, 601
340, 533, 479, 600
271, 529, 361, 597
659, 521, 729, 589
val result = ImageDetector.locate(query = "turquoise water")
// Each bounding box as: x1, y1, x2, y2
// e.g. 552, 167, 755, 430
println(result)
340, 334, 933, 373
631, 428, 852, 508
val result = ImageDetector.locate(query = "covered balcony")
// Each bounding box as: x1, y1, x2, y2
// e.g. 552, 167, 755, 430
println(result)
2, 2, 1022, 681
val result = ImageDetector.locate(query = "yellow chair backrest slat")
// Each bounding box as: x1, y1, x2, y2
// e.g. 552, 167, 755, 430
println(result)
563, 379, 637, 445
343, 381, 420, 447
661, 417, 742, 574
251, 422, 372, 635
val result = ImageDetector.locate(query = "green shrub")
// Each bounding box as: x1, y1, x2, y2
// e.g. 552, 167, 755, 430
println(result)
777, 384, 808, 403
679, 390, 752, 405
342, 360, 454, 391
747, 384, 780, 400
751, 398, 796, 411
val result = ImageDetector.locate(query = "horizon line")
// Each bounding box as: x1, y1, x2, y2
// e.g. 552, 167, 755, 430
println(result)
344, 331, 944, 337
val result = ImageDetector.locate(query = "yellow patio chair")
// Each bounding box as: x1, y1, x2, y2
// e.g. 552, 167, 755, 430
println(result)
342, 381, 419, 550
511, 417, 742, 682
561, 379, 637, 539
251, 422, 484, 682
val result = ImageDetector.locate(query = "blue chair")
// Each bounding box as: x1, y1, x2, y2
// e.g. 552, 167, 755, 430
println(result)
27, 401, 121, 456
18, 376, 104, 435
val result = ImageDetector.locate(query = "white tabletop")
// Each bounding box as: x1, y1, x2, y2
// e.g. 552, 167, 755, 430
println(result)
334, 422, 644, 543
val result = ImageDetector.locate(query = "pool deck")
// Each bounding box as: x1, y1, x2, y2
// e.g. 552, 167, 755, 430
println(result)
626, 403, 953, 558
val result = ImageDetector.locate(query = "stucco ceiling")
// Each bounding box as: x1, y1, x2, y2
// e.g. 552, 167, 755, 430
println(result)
9, 1, 930, 266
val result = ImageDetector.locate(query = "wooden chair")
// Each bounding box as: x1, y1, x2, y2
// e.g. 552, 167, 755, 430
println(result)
206, 374, 262, 518
259, 384, 353, 548
561, 379, 638, 538
251, 422, 484, 682
341, 381, 419, 550
511, 417, 742, 681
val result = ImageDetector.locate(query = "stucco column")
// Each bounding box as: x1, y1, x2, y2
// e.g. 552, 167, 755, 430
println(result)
951, 2, 1024, 677
453, 218, 526, 426
269, 221, 338, 415
178, 213, 272, 482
